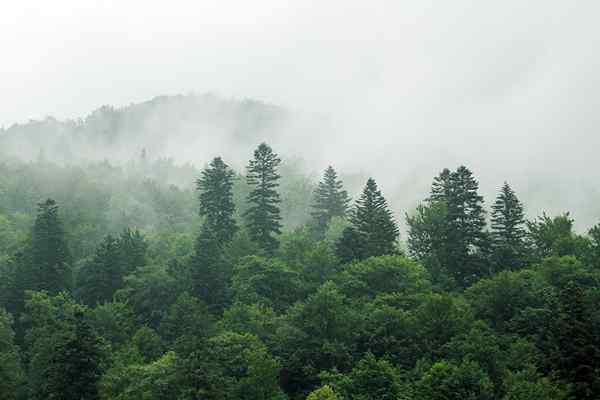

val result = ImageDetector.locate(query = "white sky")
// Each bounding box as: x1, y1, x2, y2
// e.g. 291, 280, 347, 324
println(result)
2, 0, 600, 225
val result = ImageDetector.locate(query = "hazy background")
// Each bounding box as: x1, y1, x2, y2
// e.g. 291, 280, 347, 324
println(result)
1, 0, 600, 229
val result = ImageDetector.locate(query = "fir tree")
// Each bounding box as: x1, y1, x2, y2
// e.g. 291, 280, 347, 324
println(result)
118, 228, 148, 275
311, 166, 350, 235
197, 157, 237, 243
337, 178, 398, 262
426, 166, 488, 286
76, 235, 122, 306
30, 199, 71, 294
39, 312, 104, 400
189, 226, 231, 313
244, 143, 282, 254
490, 182, 526, 270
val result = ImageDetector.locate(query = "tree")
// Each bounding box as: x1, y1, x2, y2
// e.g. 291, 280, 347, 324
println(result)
311, 166, 350, 235
189, 226, 232, 312
118, 228, 148, 275
307, 385, 338, 400
39, 311, 104, 400
197, 157, 237, 243
323, 352, 411, 400
410, 166, 488, 287
490, 182, 527, 270
77, 235, 122, 306
0, 308, 23, 400
526, 212, 579, 261
244, 143, 283, 254
337, 178, 398, 262
416, 360, 494, 400
30, 199, 72, 294
542, 282, 600, 399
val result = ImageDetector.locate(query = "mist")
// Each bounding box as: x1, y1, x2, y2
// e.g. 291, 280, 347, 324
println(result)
2, 0, 600, 230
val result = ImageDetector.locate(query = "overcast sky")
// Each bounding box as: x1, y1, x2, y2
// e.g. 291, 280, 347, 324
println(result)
2, 0, 600, 225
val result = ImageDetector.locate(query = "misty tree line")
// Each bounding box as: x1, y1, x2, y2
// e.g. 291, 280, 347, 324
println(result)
1, 142, 599, 400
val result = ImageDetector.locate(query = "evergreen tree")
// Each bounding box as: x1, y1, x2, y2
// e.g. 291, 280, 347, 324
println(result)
311, 166, 350, 234
39, 312, 104, 400
29, 199, 71, 294
543, 283, 600, 400
118, 228, 148, 275
0, 308, 23, 400
76, 235, 122, 306
244, 143, 282, 254
337, 178, 398, 262
197, 157, 237, 243
423, 166, 488, 286
490, 182, 527, 270
189, 226, 231, 313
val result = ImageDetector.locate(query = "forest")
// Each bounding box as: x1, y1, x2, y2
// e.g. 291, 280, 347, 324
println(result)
1, 132, 599, 400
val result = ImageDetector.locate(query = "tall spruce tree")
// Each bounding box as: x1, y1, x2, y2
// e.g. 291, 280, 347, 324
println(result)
490, 182, 526, 271
337, 178, 399, 262
189, 226, 231, 313
244, 143, 282, 254
411, 166, 488, 287
311, 166, 351, 235
76, 235, 122, 306
197, 157, 237, 243
29, 199, 71, 294
39, 312, 104, 400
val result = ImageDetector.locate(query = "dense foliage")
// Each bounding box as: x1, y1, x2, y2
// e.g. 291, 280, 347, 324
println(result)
1, 142, 599, 400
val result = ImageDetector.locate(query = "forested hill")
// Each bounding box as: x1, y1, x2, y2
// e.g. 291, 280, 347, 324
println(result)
0, 94, 326, 165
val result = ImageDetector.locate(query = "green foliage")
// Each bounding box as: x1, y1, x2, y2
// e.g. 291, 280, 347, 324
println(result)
503, 366, 570, 400
491, 182, 527, 271
416, 360, 494, 400
197, 156, 238, 243
323, 352, 411, 400
414, 166, 488, 287
306, 385, 338, 400
465, 269, 545, 332
159, 292, 214, 344
232, 256, 302, 312
245, 143, 283, 254
311, 166, 350, 235
0, 308, 24, 400
3, 147, 600, 400
337, 178, 399, 262
337, 255, 430, 301
189, 225, 232, 312
26, 199, 72, 295
38, 312, 104, 400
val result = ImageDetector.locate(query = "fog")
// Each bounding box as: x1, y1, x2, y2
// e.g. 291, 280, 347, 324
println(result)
2, 0, 600, 229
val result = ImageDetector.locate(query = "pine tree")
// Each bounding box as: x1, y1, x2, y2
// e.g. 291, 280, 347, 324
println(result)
197, 157, 237, 243
39, 312, 104, 400
244, 143, 282, 254
189, 226, 231, 313
30, 199, 71, 294
76, 235, 122, 306
490, 182, 526, 270
118, 228, 148, 275
337, 178, 398, 262
424, 166, 488, 286
311, 166, 351, 235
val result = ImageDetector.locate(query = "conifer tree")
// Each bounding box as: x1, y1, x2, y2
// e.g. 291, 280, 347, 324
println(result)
197, 157, 237, 243
30, 199, 71, 294
39, 312, 104, 400
189, 226, 231, 313
337, 178, 398, 262
244, 143, 282, 254
490, 182, 526, 270
432, 166, 488, 285
118, 228, 148, 275
311, 166, 351, 234
76, 235, 122, 306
